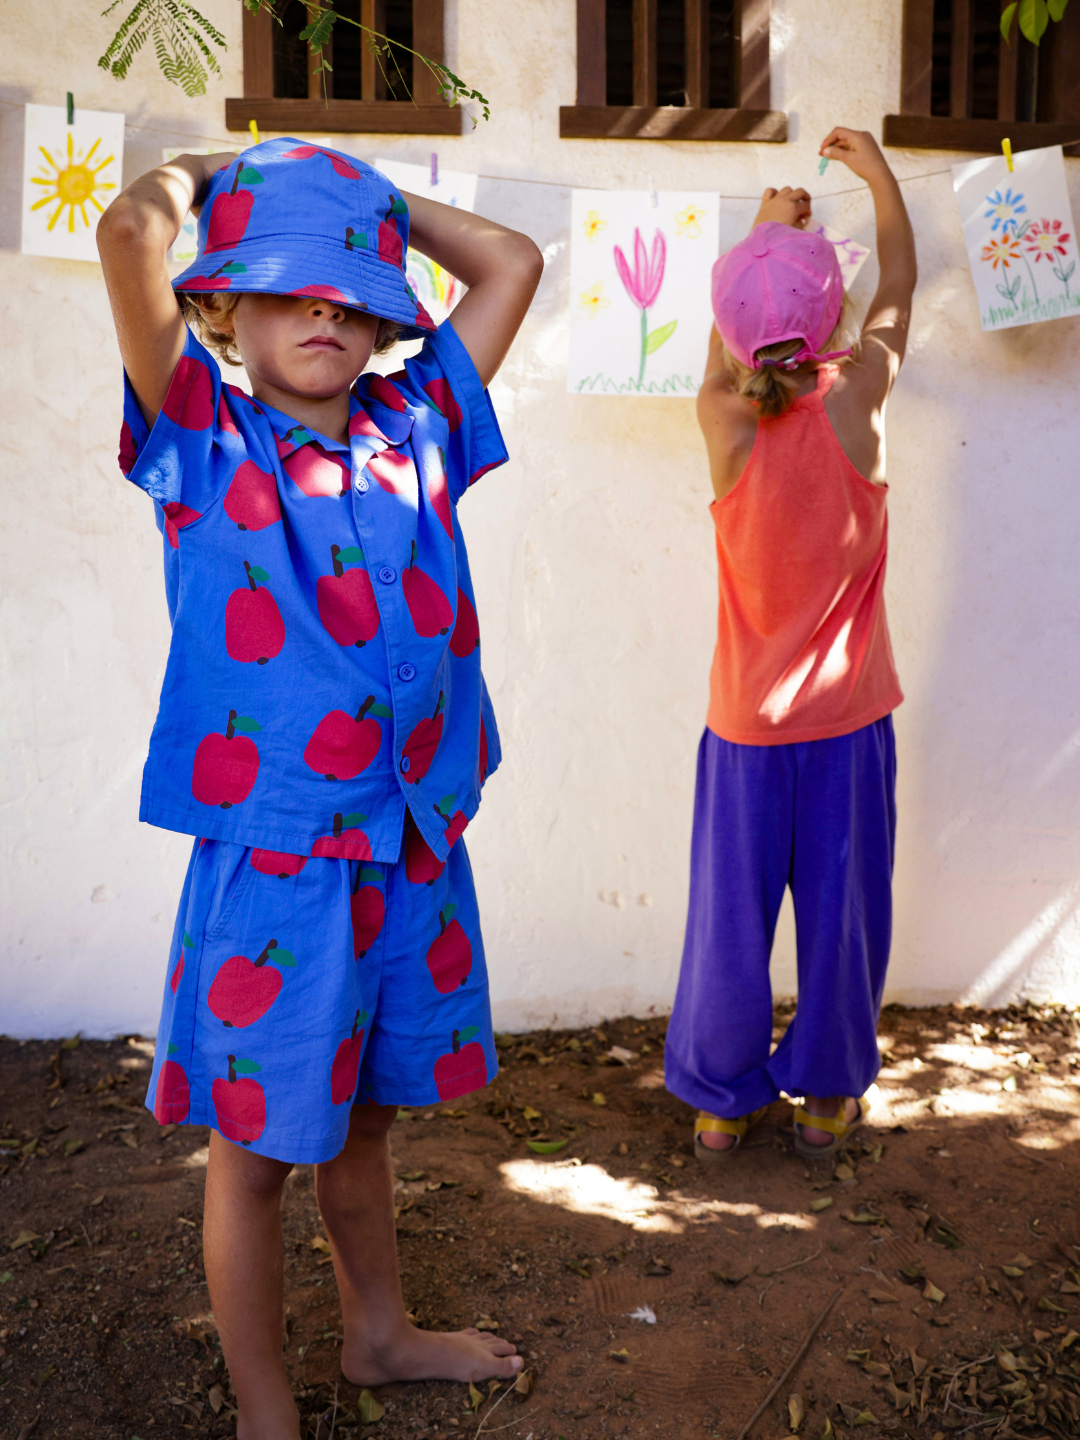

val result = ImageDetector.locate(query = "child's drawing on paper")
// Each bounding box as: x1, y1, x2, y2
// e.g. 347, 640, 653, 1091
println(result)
374, 157, 478, 326
952, 145, 1080, 332
805, 220, 870, 290
568, 189, 720, 397
21, 104, 124, 263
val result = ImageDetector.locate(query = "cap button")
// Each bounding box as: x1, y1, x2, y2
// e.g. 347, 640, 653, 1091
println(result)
751, 230, 771, 258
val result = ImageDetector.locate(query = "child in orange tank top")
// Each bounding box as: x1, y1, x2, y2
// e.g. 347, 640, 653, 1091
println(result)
664, 130, 917, 1161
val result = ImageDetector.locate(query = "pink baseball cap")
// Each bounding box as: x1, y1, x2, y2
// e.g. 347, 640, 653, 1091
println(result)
711, 221, 849, 370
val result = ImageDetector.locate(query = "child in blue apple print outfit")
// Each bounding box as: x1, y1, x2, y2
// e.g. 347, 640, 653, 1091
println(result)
97, 137, 542, 1432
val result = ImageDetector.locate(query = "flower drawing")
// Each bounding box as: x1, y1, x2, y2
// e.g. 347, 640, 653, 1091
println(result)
984, 187, 1027, 233
674, 203, 705, 239
613, 227, 676, 388
579, 281, 610, 316
582, 209, 608, 244
1025, 217, 1071, 262
981, 233, 1021, 271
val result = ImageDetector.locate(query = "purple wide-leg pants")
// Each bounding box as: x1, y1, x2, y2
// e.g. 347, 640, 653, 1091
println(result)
664, 718, 897, 1119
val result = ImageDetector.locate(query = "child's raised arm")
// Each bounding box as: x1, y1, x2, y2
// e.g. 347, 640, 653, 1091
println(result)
400, 192, 543, 387
819, 128, 917, 402
97, 153, 236, 427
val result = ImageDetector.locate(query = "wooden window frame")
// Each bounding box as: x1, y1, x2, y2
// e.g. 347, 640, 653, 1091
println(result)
560, 0, 786, 141
883, 0, 1080, 152
225, 1, 460, 136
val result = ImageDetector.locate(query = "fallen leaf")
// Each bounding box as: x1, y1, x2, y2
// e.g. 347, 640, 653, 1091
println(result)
358, 1388, 385, 1423
923, 1280, 946, 1304
819, 1421, 834, 1440
468, 1381, 483, 1412
910, 1350, 928, 1380
512, 1369, 533, 1396
1004, 1252, 1036, 1270
845, 1349, 871, 1365
610, 1348, 631, 1363
89, 1193, 105, 1206
60, 1036, 81, 1050
645, 1257, 671, 1276
475, 1313, 499, 1330
120, 1133, 139, 1149
604, 1046, 638, 1064
835, 1163, 856, 1181
810, 1197, 834, 1213
1037, 1296, 1068, 1313
566, 1259, 590, 1278
842, 1208, 886, 1226
62, 1139, 84, 1157
10, 1231, 41, 1251
207, 1386, 226, 1416
711, 1270, 747, 1286
592, 1092, 607, 1106
310, 1236, 332, 1255
868, 1289, 899, 1305
35, 1364, 57, 1387
1001, 1265, 1025, 1279
0, 1271, 12, 1284
864, 1361, 892, 1378
398, 1170, 426, 1182
627, 1304, 657, 1324
788, 1393, 806, 1431
1002, 1076, 1018, 1092
522, 1107, 542, 1122
1059, 1330, 1079, 1350
527, 1139, 568, 1154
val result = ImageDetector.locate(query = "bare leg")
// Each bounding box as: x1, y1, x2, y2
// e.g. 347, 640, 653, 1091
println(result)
203, 1130, 299, 1440
316, 1103, 523, 1385
799, 1094, 860, 1146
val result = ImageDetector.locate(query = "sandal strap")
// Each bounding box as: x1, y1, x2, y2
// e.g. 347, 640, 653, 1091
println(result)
696, 1112, 749, 1139
793, 1096, 867, 1137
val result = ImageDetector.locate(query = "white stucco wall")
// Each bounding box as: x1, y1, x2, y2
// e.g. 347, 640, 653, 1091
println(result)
4, 0, 1080, 1040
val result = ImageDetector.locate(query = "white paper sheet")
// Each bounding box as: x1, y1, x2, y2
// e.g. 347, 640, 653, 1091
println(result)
806, 220, 871, 291
952, 145, 1080, 332
568, 189, 720, 397
374, 157, 478, 326
163, 147, 211, 266
21, 104, 124, 263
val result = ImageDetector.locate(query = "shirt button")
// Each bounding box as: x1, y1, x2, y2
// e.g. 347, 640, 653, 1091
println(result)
397, 662, 416, 682
354, 475, 369, 493
400, 756, 411, 774
378, 566, 397, 584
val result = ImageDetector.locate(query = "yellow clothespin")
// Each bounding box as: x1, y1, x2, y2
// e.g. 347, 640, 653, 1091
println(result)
1002, 137, 1014, 173
248, 119, 260, 146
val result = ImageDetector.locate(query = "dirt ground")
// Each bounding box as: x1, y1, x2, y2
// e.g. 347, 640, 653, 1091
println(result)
2, 1002, 1080, 1440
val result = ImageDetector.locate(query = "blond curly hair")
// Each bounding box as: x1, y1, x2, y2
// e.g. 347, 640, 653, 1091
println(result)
178, 291, 402, 368
723, 292, 860, 420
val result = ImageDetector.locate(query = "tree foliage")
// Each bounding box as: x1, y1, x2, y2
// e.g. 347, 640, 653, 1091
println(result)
1000, 0, 1070, 46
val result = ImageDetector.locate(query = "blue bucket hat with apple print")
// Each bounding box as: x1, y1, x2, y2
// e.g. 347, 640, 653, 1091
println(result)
172, 136, 436, 339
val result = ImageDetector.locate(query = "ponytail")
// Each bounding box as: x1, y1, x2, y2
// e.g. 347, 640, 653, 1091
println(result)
722, 293, 859, 420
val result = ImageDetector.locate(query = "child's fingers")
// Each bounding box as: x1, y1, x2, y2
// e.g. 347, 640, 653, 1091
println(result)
760, 186, 779, 202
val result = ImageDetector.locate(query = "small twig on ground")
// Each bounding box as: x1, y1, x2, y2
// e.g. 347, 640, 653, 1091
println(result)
474, 1372, 533, 1438
329, 1379, 338, 1437
942, 1354, 994, 1413
755, 1245, 824, 1278
476, 1409, 539, 1436
79, 1221, 93, 1253
737, 1288, 842, 1440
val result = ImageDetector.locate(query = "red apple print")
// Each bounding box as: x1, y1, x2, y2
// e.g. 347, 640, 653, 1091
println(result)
351, 867, 385, 958
310, 812, 373, 860
205, 160, 262, 254
224, 460, 281, 531
330, 1009, 370, 1105
282, 145, 363, 179
427, 448, 453, 539
154, 1045, 190, 1124
218, 392, 239, 436
367, 374, 408, 412
434, 795, 468, 848
402, 542, 453, 638
212, 1055, 266, 1146
422, 378, 464, 433
119, 420, 138, 476
225, 384, 264, 417
289, 284, 349, 303
192, 710, 261, 808
366, 447, 416, 497
401, 692, 444, 784
304, 694, 390, 780
450, 588, 479, 657
434, 1027, 487, 1102
225, 561, 285, 665
162, 502, 201, 548
162, 355, 214, 430
318, 544, 380, 648
377, 195, 407, 267
405, 821, 444, 886
426, 903, 473, 994
176, 260, 247, 292
208, 938, 296, 1028
250, 848, 307, 879
479, 719, 489, 784
170, 929, 193, 994
283, 442, 350, 498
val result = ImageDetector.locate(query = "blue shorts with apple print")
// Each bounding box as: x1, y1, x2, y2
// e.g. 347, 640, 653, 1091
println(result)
144, 823, 496, 1164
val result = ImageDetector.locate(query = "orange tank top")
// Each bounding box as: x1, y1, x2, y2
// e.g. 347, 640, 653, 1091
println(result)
707, 367, 902, 746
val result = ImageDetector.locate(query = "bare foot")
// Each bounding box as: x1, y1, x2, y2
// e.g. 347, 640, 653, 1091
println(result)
341, 1323, 523, 1387
698, 1128, 737, 1152
799, 1095, 860, 1147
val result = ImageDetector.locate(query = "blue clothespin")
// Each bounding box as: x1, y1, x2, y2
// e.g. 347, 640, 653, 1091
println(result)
430, 151, 438, 187
66, 92, 74, 127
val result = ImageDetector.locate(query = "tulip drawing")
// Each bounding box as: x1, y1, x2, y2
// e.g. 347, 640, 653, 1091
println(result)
613, 227, 677, 388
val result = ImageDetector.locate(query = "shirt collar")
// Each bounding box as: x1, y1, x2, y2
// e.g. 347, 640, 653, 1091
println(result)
255, 388, 414, 460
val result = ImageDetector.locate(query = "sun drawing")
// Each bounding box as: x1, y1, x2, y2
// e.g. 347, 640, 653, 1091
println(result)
31, 133, 116, 234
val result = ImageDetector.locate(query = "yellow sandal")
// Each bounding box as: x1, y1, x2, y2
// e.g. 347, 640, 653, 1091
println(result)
694, 1107, 767, 1164
792, 1093, 871, 1159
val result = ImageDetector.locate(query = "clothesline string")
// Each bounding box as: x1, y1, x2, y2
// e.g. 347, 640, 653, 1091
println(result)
2, 98, 1076, 202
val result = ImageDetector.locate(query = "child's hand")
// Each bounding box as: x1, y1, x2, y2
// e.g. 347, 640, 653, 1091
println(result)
819, 128, 890, 183
751, 187, 812, 231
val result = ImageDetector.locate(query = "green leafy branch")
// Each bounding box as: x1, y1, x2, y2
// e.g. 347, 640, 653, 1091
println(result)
97, 0, 489, 122
1001, 0, 1070, 46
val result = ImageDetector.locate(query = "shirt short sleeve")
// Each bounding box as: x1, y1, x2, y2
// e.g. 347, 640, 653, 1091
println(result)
119, 329, 237, 515
392, 319, 508, 504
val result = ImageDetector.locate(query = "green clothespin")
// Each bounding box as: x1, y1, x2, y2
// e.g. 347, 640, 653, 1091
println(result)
818, 154, 829, 176
66, 92, 74, 127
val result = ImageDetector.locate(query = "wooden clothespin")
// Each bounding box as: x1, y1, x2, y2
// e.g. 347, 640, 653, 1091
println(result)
1002, 137, 1014, 172
66, 92, 74, 127
430, 151, 438, 187
248, 119, 260, 146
